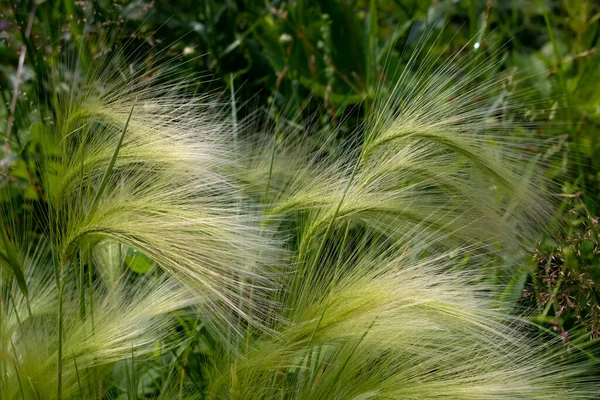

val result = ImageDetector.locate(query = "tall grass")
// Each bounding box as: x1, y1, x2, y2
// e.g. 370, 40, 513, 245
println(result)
0, 34, 598, 398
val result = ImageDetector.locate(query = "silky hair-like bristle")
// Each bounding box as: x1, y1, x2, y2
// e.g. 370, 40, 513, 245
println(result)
0, 30, 596, 399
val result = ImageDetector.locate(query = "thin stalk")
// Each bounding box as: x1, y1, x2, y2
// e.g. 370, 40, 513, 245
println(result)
247, 109, 281, 352
293, 136, 369, 310
124, 357, 131, 397
300, 221, 350, 379
331, 318, 377, 387
73, 352, 84, 400
170, 348, 203, 394
299, 155, 361, 280
129, 344, 136, 400
88, 246, 95, 331
299, 303, 329, 396
56, 263, 71, 400
1, 287, 5, 387
179, 366, 185, 399
331, 221, 351, 289
10, 339, 26, 400
78, 248, 86, 320
229, 74, 246, 355
307, 303, 328, 350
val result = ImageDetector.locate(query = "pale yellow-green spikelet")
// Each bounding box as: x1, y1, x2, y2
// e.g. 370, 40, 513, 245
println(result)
1, 55, 282, 398
1, 31, 597, 399
246, 37, 551, 265
45, 60, 281, 334
0, 240, 199, 399
204, 244, 595, 399
203, 37, 595, 399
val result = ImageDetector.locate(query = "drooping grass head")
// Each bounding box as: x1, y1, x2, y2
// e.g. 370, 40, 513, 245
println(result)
1, 24, 597, 399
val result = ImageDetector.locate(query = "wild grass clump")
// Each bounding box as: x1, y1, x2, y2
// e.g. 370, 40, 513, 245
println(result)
0, 36, 597, 399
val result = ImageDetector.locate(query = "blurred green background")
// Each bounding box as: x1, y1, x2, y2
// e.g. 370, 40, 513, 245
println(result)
1, 0, 599, 372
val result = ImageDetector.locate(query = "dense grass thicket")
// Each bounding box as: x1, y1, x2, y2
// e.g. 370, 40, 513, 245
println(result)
1, 0, 599, 398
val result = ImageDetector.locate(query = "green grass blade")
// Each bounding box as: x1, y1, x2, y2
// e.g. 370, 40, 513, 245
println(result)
0, 227, 28, 298
90, 98, 137, 212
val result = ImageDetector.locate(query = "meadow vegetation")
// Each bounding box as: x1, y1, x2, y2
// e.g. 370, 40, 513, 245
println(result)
0, 0, 599, 398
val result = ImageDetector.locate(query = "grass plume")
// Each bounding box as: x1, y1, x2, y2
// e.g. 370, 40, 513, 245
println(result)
0, 31, 598, 398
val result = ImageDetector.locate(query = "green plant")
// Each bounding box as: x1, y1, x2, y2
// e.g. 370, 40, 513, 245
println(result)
1, 29, 598, 398
0, 53, 281, 398
526, 208, 600, 339
205, 34, 597, 398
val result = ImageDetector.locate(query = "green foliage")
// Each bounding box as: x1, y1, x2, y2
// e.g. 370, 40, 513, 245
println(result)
526, 209, 600, 339
1, 0, 599, 398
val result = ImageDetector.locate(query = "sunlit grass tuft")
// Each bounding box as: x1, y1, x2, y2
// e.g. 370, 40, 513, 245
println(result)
0, 33, 597, 399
